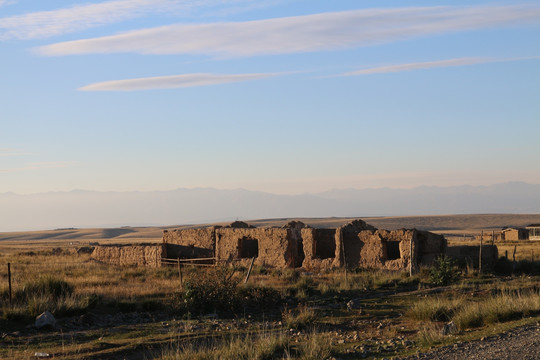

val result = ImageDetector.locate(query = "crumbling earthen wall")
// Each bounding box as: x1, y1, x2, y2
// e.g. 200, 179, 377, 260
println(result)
446, 245, 498, 269
351, 230, 417, 271
159, 219, 447, 272
301, 228, 335, 270
163, 228, 215, 248
415, 230, 446, 266
215, 227, 294, 268
91, 244, 165, 267
163, 228, 216, 258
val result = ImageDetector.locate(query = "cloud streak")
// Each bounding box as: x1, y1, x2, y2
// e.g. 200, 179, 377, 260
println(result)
78, 72, 281, 91
339, 56, 540, 76
0, 148, 26, 157
36, 5, 540, 57
0, 161, 76, 174
0, 0, 266, 40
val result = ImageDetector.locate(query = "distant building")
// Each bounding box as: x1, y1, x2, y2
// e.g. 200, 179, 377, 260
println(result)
526, 224, 540, 240
501, 227, 529, 241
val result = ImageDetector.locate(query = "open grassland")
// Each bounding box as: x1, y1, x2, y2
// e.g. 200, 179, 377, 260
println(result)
1, 253, 539, 359
1, 214, 540, 359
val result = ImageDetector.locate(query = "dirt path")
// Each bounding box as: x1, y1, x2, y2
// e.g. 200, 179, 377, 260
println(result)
398, 322, 540, 360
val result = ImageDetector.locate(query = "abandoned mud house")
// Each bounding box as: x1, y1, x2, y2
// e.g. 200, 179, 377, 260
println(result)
160, 219, 447, 271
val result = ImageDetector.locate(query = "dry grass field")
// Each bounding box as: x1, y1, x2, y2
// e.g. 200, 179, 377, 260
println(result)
0, 214, 539, 359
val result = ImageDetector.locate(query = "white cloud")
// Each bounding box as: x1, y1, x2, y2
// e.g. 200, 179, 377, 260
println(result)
0, 0, 17, 7
36, 5, 540, 57
339, 56, 540, 76
0, 161, 76, 173
78, 72, 280, 91
0, 0, 267, 40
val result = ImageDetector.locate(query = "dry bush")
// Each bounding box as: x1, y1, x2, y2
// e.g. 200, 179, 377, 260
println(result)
407, 296, 462, 322
453, 290, 540, 330
282, 306, 317, 330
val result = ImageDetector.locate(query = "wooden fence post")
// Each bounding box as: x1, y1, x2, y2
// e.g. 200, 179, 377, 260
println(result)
409, 237, 414, 277
512, 245, 517, 273
478, 236, 483, 274
177, 258, 183, 286
244, 257, 255, 284
8, 262, 12, 305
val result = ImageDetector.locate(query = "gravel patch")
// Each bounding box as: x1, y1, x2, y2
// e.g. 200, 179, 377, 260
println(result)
397, 322, 540, 360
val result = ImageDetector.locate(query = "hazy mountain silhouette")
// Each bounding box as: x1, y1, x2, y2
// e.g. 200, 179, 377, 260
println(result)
1, 182, 539, 231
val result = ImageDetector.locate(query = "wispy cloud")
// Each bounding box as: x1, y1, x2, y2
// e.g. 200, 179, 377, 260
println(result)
0, 0, 267, 40
78, 72, 281, 91
0, 0, 16, 7
0, 148, 27, 157
0, 161, 76, 173
338, 56, 540, 76
36, 5, 540, 57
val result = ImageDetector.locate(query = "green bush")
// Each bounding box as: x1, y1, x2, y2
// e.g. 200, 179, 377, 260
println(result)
177, 267, 283, 315
181, 268, 239, 314
429, 256, 460, 286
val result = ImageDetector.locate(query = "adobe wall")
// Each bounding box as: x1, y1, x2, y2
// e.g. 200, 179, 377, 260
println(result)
163, 227, 216, 258
160, 219, 447, 272
446, 245, 498, 269
352, 229, 417, 271
163, 227, 216, 249
301, 228, 336, 270
215, 227, 294, 268
91, 244, 165, 267
415, 230, 446, 266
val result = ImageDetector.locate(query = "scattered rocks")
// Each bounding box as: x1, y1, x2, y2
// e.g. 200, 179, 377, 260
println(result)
35, 311, 56, 330
34, 352, 50, 358
347, 298, 363, 311
441, 321, 458, 335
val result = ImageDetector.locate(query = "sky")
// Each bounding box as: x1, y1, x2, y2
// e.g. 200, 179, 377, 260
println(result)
1, 0, 539, 195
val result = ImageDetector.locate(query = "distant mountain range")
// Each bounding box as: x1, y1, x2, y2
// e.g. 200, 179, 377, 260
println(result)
1, 182, 539, 232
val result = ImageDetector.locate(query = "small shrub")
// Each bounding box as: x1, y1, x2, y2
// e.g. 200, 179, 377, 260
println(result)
296, 332, 332, 360
181, 267, 239, 314
281, 268, 300, 282
293, 276, 314, 294
282, 306, 317, 330
416, 324, 444, 347
429, 256, 460, 286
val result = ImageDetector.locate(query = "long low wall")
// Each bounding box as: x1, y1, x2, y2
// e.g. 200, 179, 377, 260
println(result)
91, 244, 165, 267
89, 220, 449, 271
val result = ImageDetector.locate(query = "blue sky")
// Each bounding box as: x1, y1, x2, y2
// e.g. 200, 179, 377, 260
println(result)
1, 0, 539, 195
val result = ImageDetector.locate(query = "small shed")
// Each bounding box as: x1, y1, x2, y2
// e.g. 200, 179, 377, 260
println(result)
526, 224, 540, 241
502, 227, 528, 241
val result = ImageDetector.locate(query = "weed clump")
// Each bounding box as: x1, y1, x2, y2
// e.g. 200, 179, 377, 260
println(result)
407, 296, 461, 322
429, 256, 460, 286
1, 276, 92, 319
282, 306, 317, 330
16, 276, 73, 301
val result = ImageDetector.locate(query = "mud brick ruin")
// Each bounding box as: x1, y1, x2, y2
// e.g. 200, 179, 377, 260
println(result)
160, 219, 447, 271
